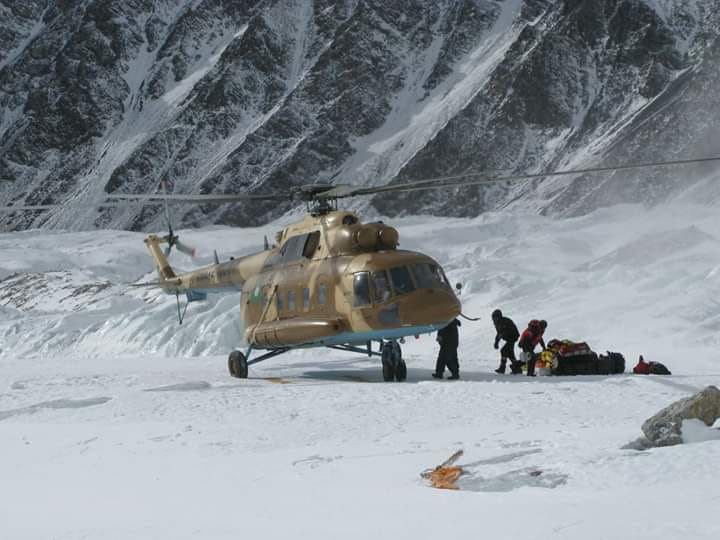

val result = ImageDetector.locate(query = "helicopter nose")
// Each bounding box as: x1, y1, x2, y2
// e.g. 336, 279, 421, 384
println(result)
405, 288, 461, 327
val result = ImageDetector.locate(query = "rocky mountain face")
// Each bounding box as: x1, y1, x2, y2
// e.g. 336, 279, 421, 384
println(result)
1, 0, 718, 230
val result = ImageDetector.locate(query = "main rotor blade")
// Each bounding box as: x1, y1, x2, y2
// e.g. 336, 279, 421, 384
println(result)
332, 156, 720, 198
0, 205, 58, 211
105, 193, 288, 203
0, 202, 153, 212
321, 167, 515, 199
0, 193, 285, 213
6, 156, 719, 213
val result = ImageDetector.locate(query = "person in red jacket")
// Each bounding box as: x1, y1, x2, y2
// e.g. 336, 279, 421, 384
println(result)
518, 320, 547, 377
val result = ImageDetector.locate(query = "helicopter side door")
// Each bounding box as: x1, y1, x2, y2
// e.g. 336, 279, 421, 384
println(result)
271, 232, 319, 320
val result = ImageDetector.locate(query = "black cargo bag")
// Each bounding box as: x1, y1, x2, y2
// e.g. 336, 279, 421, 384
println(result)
553, 352, 599, 376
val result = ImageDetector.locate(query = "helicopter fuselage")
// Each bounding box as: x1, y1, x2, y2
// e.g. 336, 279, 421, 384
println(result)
145, 210, 461, 350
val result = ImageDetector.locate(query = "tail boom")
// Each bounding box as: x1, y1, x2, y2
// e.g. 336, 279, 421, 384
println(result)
143, 234, 268, 296
144, 234, 177, 281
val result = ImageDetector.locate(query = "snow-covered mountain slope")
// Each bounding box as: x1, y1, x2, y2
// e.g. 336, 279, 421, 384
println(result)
1, 0, 719, 230
1, 204, 719, 539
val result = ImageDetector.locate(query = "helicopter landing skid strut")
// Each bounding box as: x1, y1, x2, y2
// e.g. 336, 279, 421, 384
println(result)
228, 340, 405, 381
228, 347, 290, 379
327, 344, 383, 358
247, 347, 291, 366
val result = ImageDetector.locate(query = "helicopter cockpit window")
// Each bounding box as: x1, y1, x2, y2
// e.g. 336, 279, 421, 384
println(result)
411, 263, 439, 289
280, 234, 307, 263
431, 264, 451, 290
302, 231, 320, 258
372, 270, 392, 303
390, 266, 416, 295
353, 272, 371, 307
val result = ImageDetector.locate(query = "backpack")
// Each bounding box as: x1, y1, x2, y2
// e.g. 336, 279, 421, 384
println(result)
528, 319, 542, 332
633, 359, 671, 375
648, 362, 672, 375
633, 361, 650, 374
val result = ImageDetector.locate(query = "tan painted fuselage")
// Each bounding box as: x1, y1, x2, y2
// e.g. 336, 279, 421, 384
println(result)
145, 211, 461, 349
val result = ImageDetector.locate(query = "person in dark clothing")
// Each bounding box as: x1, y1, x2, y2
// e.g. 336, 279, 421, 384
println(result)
433, 318, 461, 380
518, 319, 547, 376
492, 309, 520, 374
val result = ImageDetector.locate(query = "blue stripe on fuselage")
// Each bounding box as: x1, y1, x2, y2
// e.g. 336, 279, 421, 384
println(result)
307, 323, 446, 347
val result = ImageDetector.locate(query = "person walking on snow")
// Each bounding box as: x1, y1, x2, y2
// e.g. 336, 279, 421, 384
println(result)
492, 309, 520, 374
433, 318, 461, 380
518, 319, 547, 376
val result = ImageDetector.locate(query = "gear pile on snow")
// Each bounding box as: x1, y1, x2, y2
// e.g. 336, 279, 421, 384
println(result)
536, 340, 625, 376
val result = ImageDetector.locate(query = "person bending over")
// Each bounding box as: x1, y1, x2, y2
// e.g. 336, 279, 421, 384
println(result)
518, 319, 547, 376
492, 309, 520, 374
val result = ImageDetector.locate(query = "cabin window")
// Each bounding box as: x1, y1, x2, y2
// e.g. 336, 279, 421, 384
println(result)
353, 272, 371, 307
287, 290, 296, 311
318, 284, 327, 306
303, 231, 321, 258
411, 263, 439, 289
372, 270, 392, 303
302, 288, 310, 311
276, 291, 284, 312
390, 266, 416, 295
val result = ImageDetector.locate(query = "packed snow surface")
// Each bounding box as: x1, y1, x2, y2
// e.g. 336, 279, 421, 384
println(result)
1, 203, 719, 539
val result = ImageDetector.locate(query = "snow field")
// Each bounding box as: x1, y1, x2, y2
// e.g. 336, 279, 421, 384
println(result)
1, 202, 719, 539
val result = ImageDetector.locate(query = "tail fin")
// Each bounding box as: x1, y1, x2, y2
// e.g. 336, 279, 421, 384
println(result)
144, 234, 176, 281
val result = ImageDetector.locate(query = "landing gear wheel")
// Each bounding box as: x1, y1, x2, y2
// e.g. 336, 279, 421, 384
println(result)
381, 344, 395, 382
394, 357, 407, 382
381, 341, 405, 382
228, 350, 248, 379
390, 341, 406, 382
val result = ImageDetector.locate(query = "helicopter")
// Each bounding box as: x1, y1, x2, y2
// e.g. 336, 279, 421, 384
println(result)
3, 156, 720, 381
118, 184, 463, 382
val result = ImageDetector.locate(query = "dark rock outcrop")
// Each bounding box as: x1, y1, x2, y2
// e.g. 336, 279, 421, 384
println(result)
0, 0, 718, 230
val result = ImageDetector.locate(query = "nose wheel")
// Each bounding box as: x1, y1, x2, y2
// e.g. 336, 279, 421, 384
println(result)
381, 341, 407, 382
228, 350, 248, 378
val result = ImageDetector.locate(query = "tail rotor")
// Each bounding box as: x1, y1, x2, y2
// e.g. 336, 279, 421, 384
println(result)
160, 180, 196, 259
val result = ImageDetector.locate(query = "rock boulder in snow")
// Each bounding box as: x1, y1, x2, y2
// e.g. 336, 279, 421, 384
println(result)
641, 386, 720, 447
